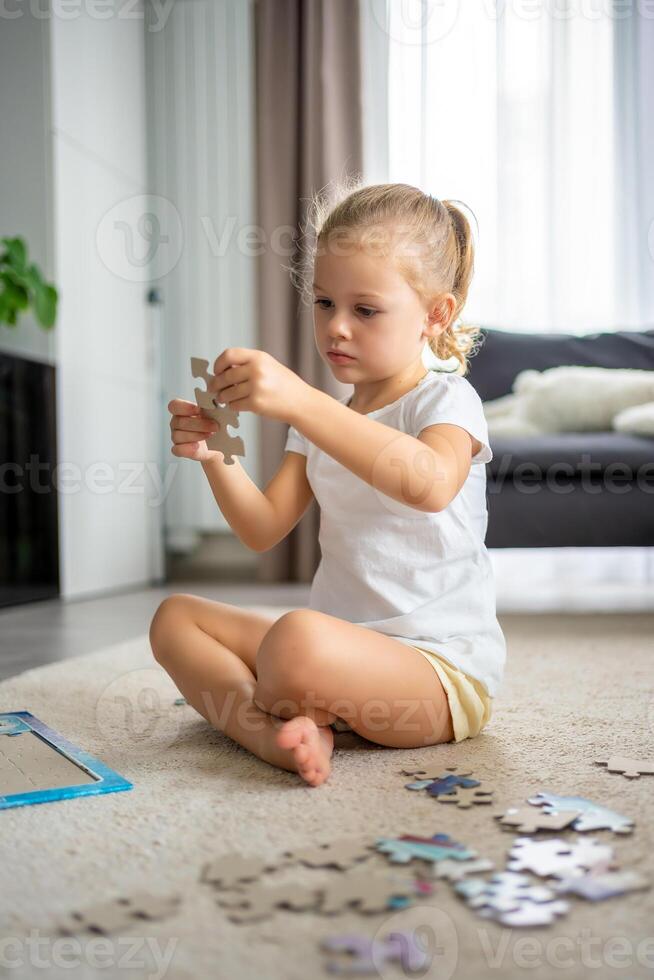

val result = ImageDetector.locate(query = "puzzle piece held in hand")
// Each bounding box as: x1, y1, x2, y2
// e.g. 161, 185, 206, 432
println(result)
321, 931, 431, 975
190, 356, 245, 465
528, 792, 634, 835
595, 756, 654, 780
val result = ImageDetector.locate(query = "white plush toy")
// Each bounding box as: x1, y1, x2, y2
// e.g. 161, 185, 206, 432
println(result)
483, 366, 654, 437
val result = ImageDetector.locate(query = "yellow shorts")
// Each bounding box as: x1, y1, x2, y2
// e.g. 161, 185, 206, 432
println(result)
409, 645, 493, 742
329, 646, 493, 742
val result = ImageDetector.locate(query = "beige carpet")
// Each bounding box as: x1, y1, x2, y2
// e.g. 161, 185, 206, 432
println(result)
0, 609, 653, 980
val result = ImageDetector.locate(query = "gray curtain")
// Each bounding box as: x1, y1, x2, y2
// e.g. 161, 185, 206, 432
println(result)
254, 0, 364, 583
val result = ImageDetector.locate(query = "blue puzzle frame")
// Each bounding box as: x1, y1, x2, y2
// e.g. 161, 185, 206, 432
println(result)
0, 711, 133, 810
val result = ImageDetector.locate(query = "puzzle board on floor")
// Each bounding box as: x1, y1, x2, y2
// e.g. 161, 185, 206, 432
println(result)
0, 712, 132, 810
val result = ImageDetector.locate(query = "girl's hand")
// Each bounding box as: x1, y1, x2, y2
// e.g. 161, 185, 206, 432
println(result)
211, 348, 309, 422
168, 398, 221, 462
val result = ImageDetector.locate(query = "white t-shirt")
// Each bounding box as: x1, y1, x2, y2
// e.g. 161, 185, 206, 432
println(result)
283, 370, 506, 697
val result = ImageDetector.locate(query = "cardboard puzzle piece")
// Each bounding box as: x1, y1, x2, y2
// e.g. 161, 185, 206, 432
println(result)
317, 870, 427, 916
498, 899, 570, 928
495, 806, 581, 834
436, 783, 494, 809
281, 838, 376, 871
424, 857, 495, 882
528, 792, 634, 835
404, 769, 474, 793
216, 883, 321, 923
190, 357, 245, 465
455, 871, 570, 927
58, 893, 182, 936
321, 931, 431, 975
507, 836, 616, 879
375, 833, 475, 865
202, 854, 283, 890
456, 872, 557, 913
554, 869, 651, 902
425, 775, 479, 796
595, 756, 654, 780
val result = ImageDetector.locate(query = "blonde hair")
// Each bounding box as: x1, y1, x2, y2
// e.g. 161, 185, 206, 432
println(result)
289, 176, 483, 375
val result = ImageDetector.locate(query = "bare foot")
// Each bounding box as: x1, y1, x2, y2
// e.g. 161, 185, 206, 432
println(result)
275, 716, 334, 786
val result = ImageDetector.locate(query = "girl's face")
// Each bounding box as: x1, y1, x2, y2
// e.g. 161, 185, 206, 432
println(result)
312, 245, 445, 381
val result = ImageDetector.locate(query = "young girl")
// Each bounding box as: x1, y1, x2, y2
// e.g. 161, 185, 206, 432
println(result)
151, 181, 506, 788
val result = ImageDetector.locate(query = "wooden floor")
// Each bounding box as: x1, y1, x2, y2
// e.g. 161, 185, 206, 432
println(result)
0, 582, 309, 682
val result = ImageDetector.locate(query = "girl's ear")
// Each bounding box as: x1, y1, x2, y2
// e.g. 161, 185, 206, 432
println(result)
426, 293, 456, 334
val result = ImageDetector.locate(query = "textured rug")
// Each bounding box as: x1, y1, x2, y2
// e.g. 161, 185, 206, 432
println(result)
0, 608, 653, 980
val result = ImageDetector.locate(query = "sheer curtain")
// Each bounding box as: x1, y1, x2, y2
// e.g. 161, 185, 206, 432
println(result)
361, 1, 654, 608
370, 0, 652, 334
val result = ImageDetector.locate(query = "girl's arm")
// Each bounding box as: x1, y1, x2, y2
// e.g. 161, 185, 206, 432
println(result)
169, 394, 313, 552
287, 388, 471, 513
202, 450, 314, 552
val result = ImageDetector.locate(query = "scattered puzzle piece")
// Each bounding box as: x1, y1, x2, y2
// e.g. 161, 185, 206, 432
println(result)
425, 775, 479, 796
595, 756, 654, 780
495, 807, 581, 834
436, 783, 494, 809
528, 792, 634, 835
58, 893, 182, 935
456, 872, 557, 913
376, 833, 475, 866
499, 899, 570, 928
216, 883, 320, 923
190, 356, 245, 465
455, 872, 569, 927
507, 837, 616, 878
424, 857, 495, 882
321, 931, 431, 975
318, 870, 426, 916
282, 838, 375, 871
554, 870, 650, 902
201, 853, 282, 889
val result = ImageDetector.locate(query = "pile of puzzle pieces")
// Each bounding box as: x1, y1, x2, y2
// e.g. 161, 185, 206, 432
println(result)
48, 753, 652, 975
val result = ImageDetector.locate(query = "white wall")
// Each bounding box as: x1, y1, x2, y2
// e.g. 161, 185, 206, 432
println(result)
50, 0, 162, 598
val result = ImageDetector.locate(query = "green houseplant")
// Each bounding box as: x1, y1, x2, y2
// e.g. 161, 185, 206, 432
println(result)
0, 236, 58, 329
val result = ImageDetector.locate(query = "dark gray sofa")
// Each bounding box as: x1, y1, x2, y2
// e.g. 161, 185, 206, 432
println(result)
465, 327, 654, 547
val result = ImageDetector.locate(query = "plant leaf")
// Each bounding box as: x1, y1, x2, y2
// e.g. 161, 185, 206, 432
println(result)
34, 283, 57, 328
